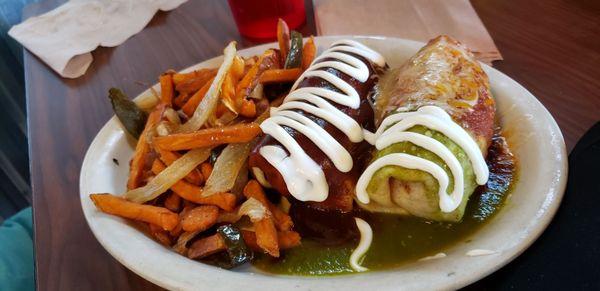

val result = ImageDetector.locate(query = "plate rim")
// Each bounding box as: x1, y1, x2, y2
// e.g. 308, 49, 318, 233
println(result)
80, 35, 568, 290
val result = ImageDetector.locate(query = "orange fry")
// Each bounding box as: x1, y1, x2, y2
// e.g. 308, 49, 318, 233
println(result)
181, 205, 219, 232
242, 230, 301, 251
164, 192, 182, 212
239, 99, 256, 118
172, 181, 236, 210
170, 205, 194, 237
255, 218, 279, 257
200, 162, 213, 180
277, 18, 290, 65
302, 36, 316, 70
149, 223, 173, 246
173, 230, 200, 255
154, 123, 262, 151
173, 93, 190, 109
151, 160, 237, 211
259, 68, 302, 84
241, 229, 262, 252
272, 208, 293, 232
155, 146, 203, 185
241, 230, 260, 251
181, 76, 215, 117
216, 101, 230, 117
170, 221, 183, 238
217, 210, 241, 223
174, 69, 217, 94
187, 233, 226, 259
90, 193, 178, 231
214, 56, 247, 119
235, 50, 279, 105
235, 50, 278, 95
159, 73, 174, 106
127, 104, 165, 190
191, 192, 236, 211
243, 180, 293, 231
278, 230, 301, 249
172, 69, 209, 85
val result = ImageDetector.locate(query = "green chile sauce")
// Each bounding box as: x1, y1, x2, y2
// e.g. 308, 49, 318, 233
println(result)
252, 132, 516, 275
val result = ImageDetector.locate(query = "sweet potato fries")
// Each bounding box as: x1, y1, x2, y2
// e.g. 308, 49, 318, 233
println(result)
89, 19, 313, 269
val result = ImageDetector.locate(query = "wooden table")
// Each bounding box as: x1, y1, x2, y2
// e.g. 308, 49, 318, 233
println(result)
25, 0, 599, 290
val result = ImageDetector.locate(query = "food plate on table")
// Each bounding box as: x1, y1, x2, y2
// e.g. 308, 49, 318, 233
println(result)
80, 21, 567, 290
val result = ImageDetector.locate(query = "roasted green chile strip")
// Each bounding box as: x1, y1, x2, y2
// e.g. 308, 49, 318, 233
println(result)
203, 225, 253, 269
108, 88, 148, 139
284, 31, 303, 69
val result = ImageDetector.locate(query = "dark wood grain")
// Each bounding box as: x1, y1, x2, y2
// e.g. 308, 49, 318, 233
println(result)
472, 0, 600, 149
24, 0, 598, 290
25, 0, 314, 290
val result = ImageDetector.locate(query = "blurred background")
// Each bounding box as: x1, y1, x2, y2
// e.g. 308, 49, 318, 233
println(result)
0, 0, 37, 221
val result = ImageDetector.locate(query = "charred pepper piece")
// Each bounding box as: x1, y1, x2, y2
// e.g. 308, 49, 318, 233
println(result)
284, 31, 303, 69
108, 88, 148, 139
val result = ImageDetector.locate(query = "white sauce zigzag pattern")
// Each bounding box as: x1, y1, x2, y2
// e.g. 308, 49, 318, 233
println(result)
357, 106, 488, 212
259, 40, 385, 202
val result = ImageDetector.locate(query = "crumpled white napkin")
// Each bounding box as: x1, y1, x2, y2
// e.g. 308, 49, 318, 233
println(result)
9, 0, 188, 78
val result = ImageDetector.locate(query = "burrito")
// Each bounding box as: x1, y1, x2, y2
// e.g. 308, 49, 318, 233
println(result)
356, 36, 495, 222
249, 40, 386, 212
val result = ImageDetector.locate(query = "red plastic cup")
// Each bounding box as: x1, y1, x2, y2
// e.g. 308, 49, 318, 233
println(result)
228, 0, 306, 39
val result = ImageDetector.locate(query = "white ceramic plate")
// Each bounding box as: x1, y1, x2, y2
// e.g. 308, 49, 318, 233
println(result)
80, 36, 567, 291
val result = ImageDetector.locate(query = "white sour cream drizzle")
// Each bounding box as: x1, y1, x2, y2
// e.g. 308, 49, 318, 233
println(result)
418, 252, 447, 262
350, 217, 372, 272
466, 249, 497, 257
357, 106, 489, 213
259, 40, 385, 202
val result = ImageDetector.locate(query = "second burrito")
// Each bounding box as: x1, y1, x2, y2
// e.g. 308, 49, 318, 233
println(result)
356, 36, 495, 222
